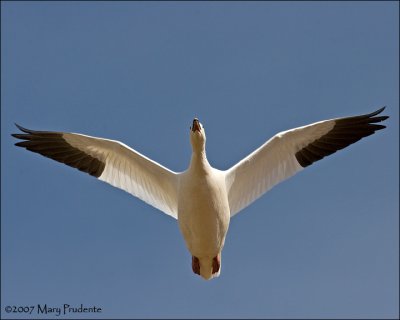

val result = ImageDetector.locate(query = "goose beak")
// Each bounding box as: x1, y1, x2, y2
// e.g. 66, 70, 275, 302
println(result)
192, 118, 201, 132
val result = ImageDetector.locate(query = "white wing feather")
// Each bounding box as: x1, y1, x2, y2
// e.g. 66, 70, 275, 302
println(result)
56, 133, 179, 218
225, 120, 334, 217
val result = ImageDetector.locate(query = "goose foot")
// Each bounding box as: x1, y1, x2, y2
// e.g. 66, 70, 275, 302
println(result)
192, 256, 200, 275
212, 254, 220, 274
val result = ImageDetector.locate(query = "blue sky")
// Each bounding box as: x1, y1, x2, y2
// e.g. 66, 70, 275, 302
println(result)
1, 1, 398, 318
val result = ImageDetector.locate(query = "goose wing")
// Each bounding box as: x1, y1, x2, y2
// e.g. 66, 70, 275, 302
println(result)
12, 125, 179, 219
225, 107, 388, 217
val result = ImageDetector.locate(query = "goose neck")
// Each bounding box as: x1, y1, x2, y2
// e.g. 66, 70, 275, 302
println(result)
190, 151, 210, 171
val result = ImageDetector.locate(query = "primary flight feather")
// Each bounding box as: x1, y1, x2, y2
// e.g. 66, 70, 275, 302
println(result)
12, 107, 388, 280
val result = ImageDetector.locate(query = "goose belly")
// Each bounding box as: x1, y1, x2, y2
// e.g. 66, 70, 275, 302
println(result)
178, 175, 230, 257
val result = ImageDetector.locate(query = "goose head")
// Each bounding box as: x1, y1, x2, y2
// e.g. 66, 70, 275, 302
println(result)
190, 118, 206, 154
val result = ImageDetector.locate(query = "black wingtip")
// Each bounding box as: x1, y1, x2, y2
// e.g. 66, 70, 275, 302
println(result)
369, 106, 386, 117
14, 123, 33, 134
12, 123, 59, 136
370, 106, 389, 122
14, 141, 28, 147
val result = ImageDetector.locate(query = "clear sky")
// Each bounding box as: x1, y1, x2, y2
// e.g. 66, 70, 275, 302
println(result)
1, 1, 398, 319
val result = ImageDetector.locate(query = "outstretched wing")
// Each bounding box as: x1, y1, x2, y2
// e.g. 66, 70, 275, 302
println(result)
12, 125, 179, 219
225, 107, 388, 217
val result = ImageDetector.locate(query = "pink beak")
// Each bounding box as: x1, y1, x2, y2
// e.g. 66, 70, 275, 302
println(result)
192, 118, 201, 132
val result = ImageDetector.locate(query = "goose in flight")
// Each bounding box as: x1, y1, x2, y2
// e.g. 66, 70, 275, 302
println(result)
12, 107, 388, 280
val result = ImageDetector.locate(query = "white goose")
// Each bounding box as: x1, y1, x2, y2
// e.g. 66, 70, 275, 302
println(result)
13, 107, 388, 280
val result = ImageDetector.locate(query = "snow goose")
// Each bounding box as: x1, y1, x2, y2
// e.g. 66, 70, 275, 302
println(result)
12, 107, 388, 280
